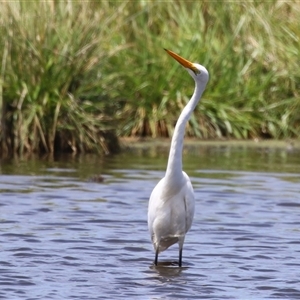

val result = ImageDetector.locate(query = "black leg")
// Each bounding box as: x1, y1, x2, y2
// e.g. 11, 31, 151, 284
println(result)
154, 248, 159, 265
179, 248, 182, 267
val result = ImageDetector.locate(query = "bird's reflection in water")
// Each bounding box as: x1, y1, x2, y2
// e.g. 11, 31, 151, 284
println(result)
150, 261, 186, 277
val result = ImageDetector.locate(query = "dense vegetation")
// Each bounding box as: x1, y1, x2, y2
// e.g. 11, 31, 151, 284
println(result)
0, 1, 299, 154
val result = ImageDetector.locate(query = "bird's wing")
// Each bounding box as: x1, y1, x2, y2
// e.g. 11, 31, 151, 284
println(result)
182, 172, 195, 232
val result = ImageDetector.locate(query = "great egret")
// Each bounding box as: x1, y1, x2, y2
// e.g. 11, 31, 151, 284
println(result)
148, 49, 209, 267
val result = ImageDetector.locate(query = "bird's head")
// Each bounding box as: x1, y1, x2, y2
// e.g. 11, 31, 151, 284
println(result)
164, 49, 209, 85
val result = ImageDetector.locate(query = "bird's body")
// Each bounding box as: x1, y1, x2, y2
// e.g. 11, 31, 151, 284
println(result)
148, 49, 209, 267
148, 171, 194, 265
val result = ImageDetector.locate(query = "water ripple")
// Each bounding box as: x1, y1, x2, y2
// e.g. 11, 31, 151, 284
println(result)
0, 163, 300, 299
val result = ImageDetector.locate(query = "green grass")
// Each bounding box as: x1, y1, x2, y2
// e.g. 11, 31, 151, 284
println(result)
0, 1, 299, 154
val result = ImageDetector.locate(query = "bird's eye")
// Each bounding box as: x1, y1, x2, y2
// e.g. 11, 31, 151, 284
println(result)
191, 66, 201, 75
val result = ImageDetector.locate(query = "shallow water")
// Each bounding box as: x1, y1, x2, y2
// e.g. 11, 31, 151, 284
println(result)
0, 146, 300, 299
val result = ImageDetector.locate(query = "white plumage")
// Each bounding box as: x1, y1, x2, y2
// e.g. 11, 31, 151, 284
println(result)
148, 49, 209, 267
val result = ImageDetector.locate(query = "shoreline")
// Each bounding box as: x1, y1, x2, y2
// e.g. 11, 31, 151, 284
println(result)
120, 137, 300, 152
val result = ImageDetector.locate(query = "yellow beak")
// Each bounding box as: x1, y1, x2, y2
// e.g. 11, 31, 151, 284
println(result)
164, 49, 199, 74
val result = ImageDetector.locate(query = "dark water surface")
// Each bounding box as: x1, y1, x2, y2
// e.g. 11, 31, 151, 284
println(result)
0, 145, 300, 299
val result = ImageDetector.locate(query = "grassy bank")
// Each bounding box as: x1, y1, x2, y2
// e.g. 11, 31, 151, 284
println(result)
0, 1, 299, 155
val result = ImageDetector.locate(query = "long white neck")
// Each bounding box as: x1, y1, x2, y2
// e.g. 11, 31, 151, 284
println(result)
165, 80, 206, 182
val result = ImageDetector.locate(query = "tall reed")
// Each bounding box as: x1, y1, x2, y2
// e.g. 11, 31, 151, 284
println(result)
0, 1, 299, 155
0, 1, 124, 154
112, 1, 300, 139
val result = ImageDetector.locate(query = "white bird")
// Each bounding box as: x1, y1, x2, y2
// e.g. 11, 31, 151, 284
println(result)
148, 49, 209, 267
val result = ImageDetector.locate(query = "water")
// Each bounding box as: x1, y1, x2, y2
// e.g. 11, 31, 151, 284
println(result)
0, 145, 300, 299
